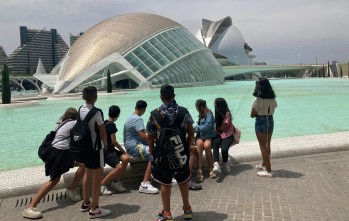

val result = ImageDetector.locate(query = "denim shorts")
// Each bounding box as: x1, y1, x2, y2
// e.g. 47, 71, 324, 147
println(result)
255, 115, 274, 133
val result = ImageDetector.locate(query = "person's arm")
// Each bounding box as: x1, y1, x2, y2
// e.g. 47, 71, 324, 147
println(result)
111, 132, 126, 154
217, 112, 230, 132
187, 123, 194, 148
197, 113, 213, 133
250, 107, 257, 118
148, 134, 155, 157
138, 130, 148, 142
98, 124, 108, 148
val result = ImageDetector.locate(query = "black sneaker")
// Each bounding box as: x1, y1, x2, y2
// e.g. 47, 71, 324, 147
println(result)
81, 201, 91, 212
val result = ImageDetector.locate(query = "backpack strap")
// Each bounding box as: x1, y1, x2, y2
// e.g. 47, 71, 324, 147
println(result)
152, 106, 186, 129
51, 119, 73, 146
78, 106, 103, 150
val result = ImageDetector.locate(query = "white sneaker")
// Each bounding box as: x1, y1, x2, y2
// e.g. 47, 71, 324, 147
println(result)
213, 162, 221, 173
139, 181, 159, 194
111, 181, 126, 192
257, 170, 274, 178
171, 178, 178, 186
255, 164, 266, 171
221, 162, 231, 173
89, 207, 111, 219
66, 188, 81, 202
23, 207, 43, 219
100, 185, 114, 196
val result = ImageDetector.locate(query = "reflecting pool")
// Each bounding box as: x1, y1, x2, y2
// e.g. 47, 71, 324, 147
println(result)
0, 78, 348, 171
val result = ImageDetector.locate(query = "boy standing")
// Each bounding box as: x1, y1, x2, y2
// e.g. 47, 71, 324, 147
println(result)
79, 86, 111, 219
101, 105, 130, 195
146, 84, 194, 220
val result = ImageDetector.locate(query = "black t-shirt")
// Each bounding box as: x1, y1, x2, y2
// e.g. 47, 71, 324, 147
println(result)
104, 120, 118, 149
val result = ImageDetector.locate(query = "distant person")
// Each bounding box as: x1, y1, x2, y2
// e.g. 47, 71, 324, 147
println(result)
78, 86, 111, 218
123, 100, 159, 194
100, 105, 130, 195
23, 107, 78, 219
211, 98, 234, 178
146, 84, 194, 220
193, 99, 215, 181
250, 78, 277, 178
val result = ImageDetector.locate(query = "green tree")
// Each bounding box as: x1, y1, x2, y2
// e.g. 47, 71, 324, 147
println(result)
106, 69, 112, 93
1, 64, 11, 104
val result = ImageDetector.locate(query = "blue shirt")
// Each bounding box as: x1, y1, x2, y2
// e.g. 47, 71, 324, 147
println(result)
123, 114, 147, 155
194, 110, 215, 139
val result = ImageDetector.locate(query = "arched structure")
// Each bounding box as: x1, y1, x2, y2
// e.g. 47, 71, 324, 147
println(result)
34, 13, 224, 94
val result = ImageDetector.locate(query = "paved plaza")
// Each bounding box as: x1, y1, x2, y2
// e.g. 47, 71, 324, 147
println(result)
1, 150, 349, 221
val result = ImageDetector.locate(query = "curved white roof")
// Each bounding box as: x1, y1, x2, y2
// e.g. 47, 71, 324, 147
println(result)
59, 13, 182, 81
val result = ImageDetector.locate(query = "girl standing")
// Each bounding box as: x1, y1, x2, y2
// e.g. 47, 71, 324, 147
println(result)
250, 78, 277, 178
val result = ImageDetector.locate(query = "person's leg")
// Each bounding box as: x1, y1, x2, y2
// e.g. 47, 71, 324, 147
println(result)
178, 181, 190, 208
220, 136, 233, 163
91, 168, 103, 211
196, 139, 204, 171
189, 146, 197, 174
160, 184, 171, 214
256, 132, 271, 172
212, 136, 222, 162
28, 176, 61, 208
203, 139, 213, 169
83, 169, 92, 205
143, 161, 152, 182
101, 164, 122, 186
116, 154, 130, 181
195, 139, 204, 182
69, 164, 85, 190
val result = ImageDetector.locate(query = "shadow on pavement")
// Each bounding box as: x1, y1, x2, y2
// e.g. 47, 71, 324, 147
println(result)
174, 211, 228, 221
273, 169, 303, 178
216, 163, 254, 183
102, 203, 141, 219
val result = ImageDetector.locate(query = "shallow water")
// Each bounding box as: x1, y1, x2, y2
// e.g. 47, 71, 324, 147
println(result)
0, 78, 348, 171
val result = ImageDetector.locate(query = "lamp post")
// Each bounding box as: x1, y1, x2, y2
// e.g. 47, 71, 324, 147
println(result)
234, 56, 238, 65
266, 55, 270, 65
297, 54, 301, 65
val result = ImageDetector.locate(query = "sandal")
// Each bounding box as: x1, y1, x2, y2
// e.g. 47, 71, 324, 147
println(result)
209, 171, 217, 179
188, 180, 202, 190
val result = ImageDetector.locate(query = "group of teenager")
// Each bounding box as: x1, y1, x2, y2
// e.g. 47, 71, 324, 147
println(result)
22, 78, 277, 221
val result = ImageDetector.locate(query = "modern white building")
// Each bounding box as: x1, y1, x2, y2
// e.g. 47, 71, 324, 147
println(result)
35, 13, 224, 94
196, 16, 255, 66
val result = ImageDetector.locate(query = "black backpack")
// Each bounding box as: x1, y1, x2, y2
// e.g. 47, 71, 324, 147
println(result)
70, 106, 102, 162
38, 120, 72, 162
151, 107, 189, 172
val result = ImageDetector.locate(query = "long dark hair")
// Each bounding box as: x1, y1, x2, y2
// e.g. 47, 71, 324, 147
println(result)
195, 99, 207, 119
252, 78, 276, 99
59, 107, 77, 123
214, 98, 231, 129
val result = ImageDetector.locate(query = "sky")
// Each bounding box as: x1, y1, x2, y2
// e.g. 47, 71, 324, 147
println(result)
0, 0, 348, 65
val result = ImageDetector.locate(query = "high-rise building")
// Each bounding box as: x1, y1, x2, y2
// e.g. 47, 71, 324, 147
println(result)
0, 46, 7, 71
7, 26, 69, 75
69, 32, 83, 46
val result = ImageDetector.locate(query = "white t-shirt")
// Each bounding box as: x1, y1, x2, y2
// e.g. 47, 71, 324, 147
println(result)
80, 104, 105, 149
252, 97, 277, 116
52, 120, 76, 150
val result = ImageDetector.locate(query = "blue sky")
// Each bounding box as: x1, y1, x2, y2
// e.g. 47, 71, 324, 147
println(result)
0, 0, 348, 65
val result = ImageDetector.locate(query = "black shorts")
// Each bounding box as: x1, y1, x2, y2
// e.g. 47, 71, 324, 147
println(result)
84, 148, 104, 169
45, 148, 74, 180
104, 148, 121, 168
151, 162, 190, 185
